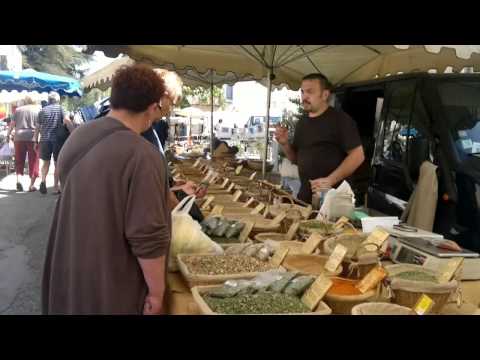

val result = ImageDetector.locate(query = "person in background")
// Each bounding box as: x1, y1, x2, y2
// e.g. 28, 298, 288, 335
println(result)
35, 92, 70, 195
6, 96, 41, 192
42, 64, 171, 315
141, 69, 207, 221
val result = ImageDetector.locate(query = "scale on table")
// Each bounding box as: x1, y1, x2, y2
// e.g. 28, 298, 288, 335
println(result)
383, 225, 480, 280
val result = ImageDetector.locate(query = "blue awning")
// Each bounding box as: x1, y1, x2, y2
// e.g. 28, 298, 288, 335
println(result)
0, 69, 82, 97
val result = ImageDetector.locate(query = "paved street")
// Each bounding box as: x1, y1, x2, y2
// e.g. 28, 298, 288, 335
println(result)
0, 170, 57, 314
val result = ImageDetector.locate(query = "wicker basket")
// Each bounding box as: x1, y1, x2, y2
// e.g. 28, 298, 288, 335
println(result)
351, 302, 413, 315
385, 264, 459, 314
323, 234, 379, 279
191, 285, 332, 315
247, 160, 274, 172
269, 196, 312, 220
177, 254, 275, 288
298, 220, 342, 239
282, 254, 343, 277
254, 233, 289, 243
224, 213, 284, 235
323, 277, 378, 315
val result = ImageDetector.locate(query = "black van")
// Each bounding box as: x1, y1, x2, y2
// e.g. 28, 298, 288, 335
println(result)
334, 73, 480, 252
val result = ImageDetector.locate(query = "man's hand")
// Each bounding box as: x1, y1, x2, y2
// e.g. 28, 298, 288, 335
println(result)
174, 179, 186, 186
181, 181, 197, 195
274, 125, 289, 145
143, 294, 165, 315
310, 177, 335, 193
194, 185, 208, 199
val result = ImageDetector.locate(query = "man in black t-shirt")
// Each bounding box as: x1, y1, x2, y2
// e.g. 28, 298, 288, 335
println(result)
275, 73, 365, 203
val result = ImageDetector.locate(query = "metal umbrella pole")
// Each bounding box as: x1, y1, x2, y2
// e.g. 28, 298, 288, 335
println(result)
210, 80, 214, 156
262, 69, 274, 179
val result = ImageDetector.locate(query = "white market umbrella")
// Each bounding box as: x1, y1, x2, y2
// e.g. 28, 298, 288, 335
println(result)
85, 45, 480, 176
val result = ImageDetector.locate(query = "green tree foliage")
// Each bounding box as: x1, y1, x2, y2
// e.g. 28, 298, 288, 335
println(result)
19, 45, 91, 78
181, 85, 226, 109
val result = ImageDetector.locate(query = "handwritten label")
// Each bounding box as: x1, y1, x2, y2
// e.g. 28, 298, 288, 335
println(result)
362, 227, 390, 252
232, 190, 242, 202
227, 183, 235, 192
301, 233, 324, 254
209, 205, 224, 217
355, 266, 387, 293
324, 244, 348, 273
235, 165, 243, 175
221, 178, 229, 188
168, 161, 173, 166
193, 159, 200, 167
301, 274, 333, 311
249, 172, 257, 180
334, 216, 350, 230
270, 246, 289, 267
239, 222, 254, 242
250, 203, 266, 215
437, 258, 464, 283
242, 197, 255, 208
171, 168, 177, 175
272, 211, 287, 225
200, 195, 215, 210
414, 294, 435, 315
286, 222, 300, 241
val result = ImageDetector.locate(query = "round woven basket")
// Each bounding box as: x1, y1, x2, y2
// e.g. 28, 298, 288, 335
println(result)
351, 302, 413, 315
323, 277, 378, 315
282, 254, 343, 277
192, 285, 333, 315
247, 160, 273, 172
323, 234, 379, 279
254, 233, 289, 243
385, 264, 459, 313
298, 220, 341, 238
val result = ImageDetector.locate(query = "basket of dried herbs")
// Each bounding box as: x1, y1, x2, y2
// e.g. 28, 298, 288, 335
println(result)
351, 302, 413, 315
177, 254, 277, 288
385, 264, 459, 313
323, 234, 379, 279
191, 273, 332, 315
282, 254, 343, 277
298, 219, 338, 235
323, 277, 378, 315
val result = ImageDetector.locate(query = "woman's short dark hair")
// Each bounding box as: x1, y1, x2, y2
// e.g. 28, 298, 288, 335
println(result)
302, 73, 333, 91
110, 64, 166, 113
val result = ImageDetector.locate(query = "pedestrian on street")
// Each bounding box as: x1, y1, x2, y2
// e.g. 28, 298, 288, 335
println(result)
35, 92, 70, 195
6, 96, 41, 192
42, 64, 171, 315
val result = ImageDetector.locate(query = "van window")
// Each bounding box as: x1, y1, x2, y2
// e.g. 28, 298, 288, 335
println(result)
439, 81, 480, 157
380, 80, 431, 180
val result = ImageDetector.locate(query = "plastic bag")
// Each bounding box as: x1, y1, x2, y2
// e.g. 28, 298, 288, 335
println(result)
250, 270, 287, 293
283, 275, 316, 296
317, 181, 355, 221
169, 195, 223, 271
269, 272, 298, 293
208, 280, 253, 298
0, 142, 13, 159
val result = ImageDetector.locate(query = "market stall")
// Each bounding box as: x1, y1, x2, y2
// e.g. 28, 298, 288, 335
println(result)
165, 158, 480, 315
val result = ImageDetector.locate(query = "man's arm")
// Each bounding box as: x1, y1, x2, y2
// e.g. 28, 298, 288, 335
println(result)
275, 125, 297, 163
311, 145, 365, 191
138, 256, 167, 315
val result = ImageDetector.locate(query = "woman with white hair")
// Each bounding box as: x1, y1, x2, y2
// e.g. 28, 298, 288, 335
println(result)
6, 95, 41, 192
